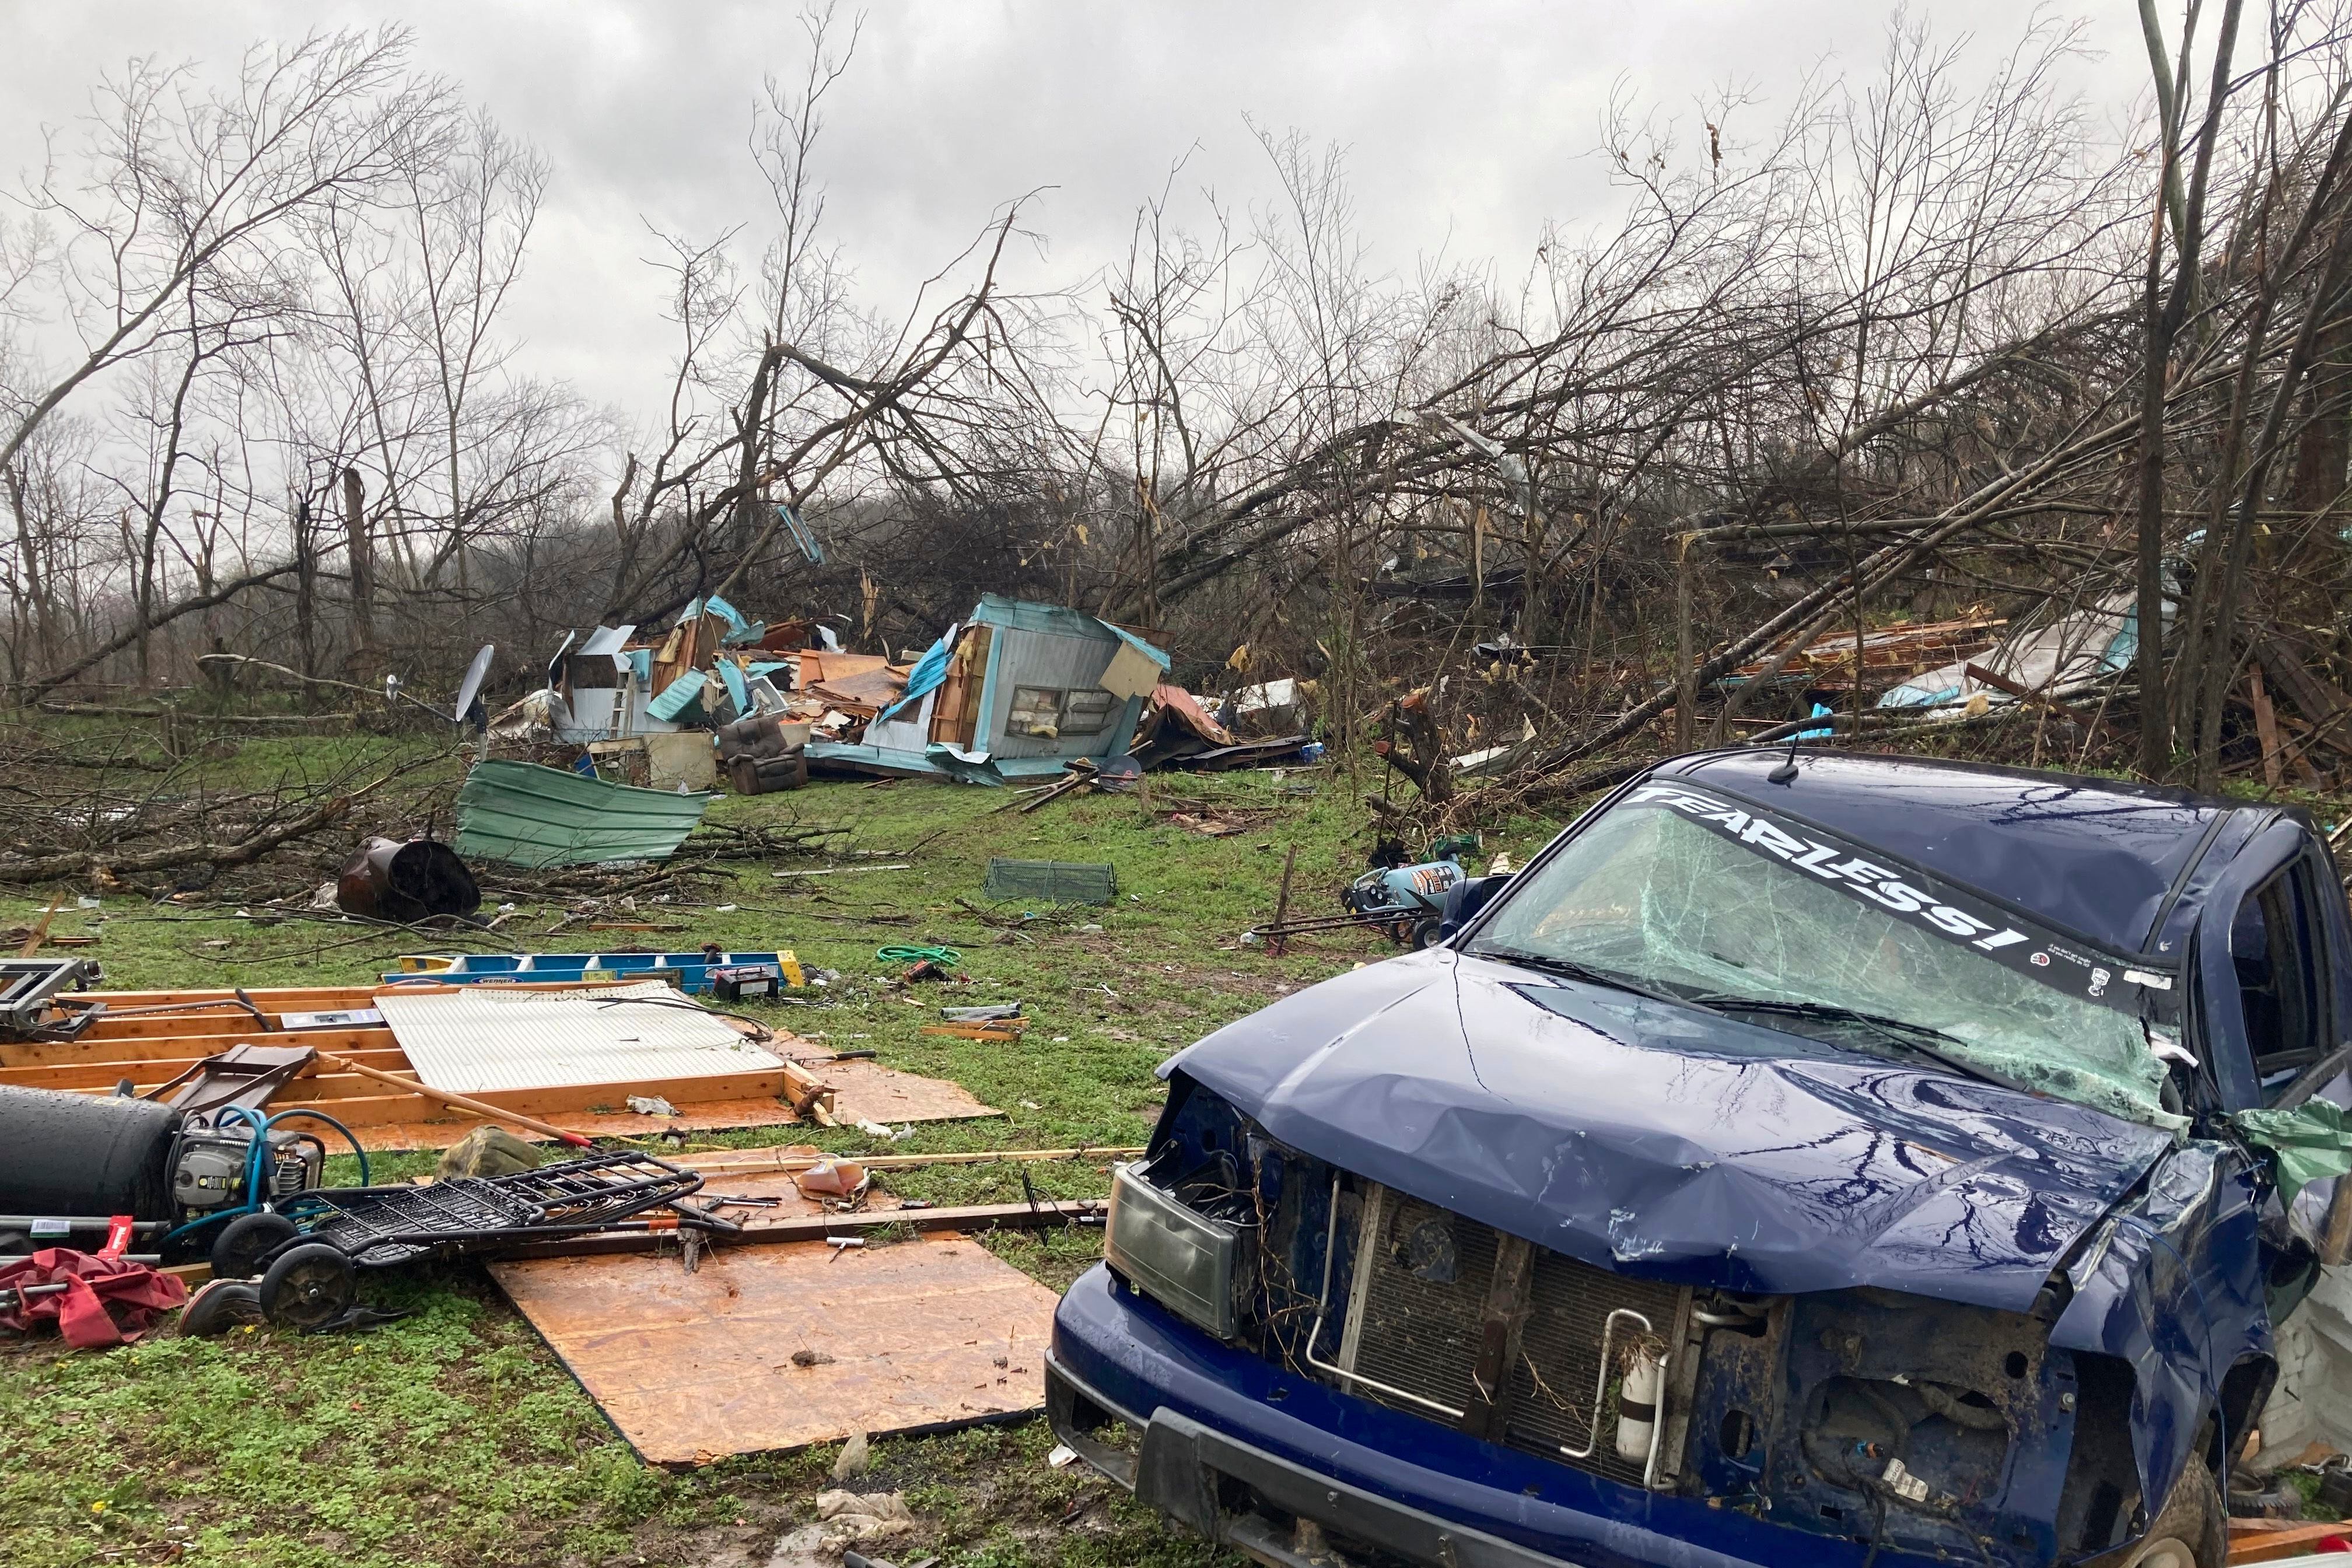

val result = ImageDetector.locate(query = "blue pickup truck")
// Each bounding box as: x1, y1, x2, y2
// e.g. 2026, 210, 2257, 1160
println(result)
1048, 750, 2352, 1568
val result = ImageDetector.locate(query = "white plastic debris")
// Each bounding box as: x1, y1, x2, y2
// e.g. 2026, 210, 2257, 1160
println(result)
625, 1096, 680, 1116
1046, 1443, 1080, 1468
1882, 1457, 1930, 1504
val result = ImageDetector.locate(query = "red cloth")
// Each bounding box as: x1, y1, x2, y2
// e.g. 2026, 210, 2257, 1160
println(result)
0, 1249, 187, 1348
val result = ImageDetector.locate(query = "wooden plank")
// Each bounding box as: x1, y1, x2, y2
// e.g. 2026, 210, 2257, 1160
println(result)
19, 893, 66, 957
489, 1230, 1065, 1465
919, 1021, 1026, 1042
2249, 663, 2286, 789
2250, 632, 2352, 732
22, 1062, 791, 1115
304, 1059, 796, 1118
502, 1198, 1106, 1260
2227, 1519, 2352, 1562
0, 1037, 404, 1076
354, 1097, 811, 1152
1, 1053, 404, 1093
676, 1144, 1143, 1176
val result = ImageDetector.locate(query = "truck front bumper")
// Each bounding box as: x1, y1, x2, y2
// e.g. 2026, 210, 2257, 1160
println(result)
1049, 1262, 1842, 1568
1048, 1354, 1571, 1567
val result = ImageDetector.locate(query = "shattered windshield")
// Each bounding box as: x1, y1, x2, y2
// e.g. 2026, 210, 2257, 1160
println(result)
1471, 783, 2182, 1130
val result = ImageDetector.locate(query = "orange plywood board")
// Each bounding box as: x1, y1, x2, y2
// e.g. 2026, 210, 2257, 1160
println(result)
490, 1226, 1060, 1465
817, 1058, 1001, 1126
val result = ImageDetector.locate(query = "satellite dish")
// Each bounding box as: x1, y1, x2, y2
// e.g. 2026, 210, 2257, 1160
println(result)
386, 645, 497, 724
451, 645, 495, 722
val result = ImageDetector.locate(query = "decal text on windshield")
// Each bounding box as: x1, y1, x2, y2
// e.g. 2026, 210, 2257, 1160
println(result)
1623, 784, 2150, 1012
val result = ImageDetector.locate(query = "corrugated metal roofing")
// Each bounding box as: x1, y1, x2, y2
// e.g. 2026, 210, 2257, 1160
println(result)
376, 981, 782, 1095
454, 759, 710, 867
646, 672, 708, 723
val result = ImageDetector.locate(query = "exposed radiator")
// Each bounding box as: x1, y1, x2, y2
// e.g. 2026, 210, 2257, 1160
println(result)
1331, 1184, 1686, 1487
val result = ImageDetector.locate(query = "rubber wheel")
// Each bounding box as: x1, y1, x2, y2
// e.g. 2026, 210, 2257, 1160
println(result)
1411, 919, 1446, 950
179, 1279, 265, 1338
2111, 1458, 2225, 1568
211, 1211, 300, 1280
258, 1243, 356, 1332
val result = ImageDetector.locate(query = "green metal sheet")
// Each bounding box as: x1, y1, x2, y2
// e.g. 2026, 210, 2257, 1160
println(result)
454, 760, 712, 868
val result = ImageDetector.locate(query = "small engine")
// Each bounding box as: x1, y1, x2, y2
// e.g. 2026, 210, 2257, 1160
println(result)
0, 1083, 327, 1247
169, 1115, 326, 1213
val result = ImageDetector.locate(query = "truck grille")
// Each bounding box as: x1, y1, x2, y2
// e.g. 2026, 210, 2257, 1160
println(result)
1334, 1186, 1684, 1487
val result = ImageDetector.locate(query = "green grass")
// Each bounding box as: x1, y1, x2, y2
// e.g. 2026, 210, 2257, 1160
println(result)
0, 756, 1571, 1567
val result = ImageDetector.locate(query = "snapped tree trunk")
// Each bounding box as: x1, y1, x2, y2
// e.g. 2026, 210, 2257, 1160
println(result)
342, 467, 375, 669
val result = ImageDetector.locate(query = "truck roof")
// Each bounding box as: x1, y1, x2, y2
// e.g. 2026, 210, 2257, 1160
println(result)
1665, 749, 2263, 956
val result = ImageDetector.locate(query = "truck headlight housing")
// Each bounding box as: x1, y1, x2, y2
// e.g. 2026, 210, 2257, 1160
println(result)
1105, 1159, 1254, 1340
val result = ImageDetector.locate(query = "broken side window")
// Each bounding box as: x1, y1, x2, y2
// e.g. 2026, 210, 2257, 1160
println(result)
1008, 685, 1065, 736
2233, 864, 2331, 1101
1472, 786, 2181, 1130
1059, 689, 1118, 736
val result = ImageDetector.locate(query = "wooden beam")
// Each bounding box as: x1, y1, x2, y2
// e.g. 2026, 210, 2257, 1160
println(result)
919, 1022, 1026, 1042
677, 1145, 1142, 1176
0, 1029, 397, 1069
310, 1050, 595, 1147
2227, 1519, 2352, 1563
498, 1198, 1107, 1260
2250, 634, 2352, 748
2249, 663, 2285, 789
1964, 662, 2090, 729
0, 1049, 408, 1092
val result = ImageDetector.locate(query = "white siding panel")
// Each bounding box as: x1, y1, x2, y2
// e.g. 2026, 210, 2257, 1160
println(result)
377, 981, 783, 1095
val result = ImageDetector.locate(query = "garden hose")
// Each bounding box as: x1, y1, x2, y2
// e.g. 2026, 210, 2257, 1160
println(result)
876, 944, 962, 967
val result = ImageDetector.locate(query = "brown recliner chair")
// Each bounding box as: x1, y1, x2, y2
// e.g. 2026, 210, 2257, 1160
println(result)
715, 713, 808, 794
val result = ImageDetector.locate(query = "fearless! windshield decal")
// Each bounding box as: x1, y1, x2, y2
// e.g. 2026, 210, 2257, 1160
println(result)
1622, 783, 2162, 1014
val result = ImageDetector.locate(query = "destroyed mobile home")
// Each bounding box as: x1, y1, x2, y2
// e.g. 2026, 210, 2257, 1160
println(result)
1055, 751, 2352, 1567
477, 592, 1306, 813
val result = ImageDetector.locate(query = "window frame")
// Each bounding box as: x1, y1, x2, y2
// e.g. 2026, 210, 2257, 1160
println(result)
1007, 684, 1067, 736
1059, 688, 1119, 736
2236, 860, 2334, 1102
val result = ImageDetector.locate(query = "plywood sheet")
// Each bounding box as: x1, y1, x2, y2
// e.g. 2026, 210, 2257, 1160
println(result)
379, 982, 782, 1095
491, 1227, 1059, 1465
815, 1058, 1002, 1126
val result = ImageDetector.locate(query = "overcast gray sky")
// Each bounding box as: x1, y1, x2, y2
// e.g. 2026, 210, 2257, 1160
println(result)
5, 2, 2151, 433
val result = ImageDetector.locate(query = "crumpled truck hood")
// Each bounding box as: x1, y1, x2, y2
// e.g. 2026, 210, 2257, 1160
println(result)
1171, 951, 2175, 1314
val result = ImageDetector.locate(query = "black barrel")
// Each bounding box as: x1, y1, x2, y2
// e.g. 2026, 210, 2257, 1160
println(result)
0, 1084, 180, 1220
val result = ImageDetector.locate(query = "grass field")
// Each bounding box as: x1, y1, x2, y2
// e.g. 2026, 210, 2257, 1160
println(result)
0, 749, 1569, 1568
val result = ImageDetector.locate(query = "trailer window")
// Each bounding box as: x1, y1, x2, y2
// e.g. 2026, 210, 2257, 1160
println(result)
1009, 685, 1065, 736
1060, 689, 1119, 736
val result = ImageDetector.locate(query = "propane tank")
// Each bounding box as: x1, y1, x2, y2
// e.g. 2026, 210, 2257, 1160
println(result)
0, 1083, 181, 1220
1615, 1347, 1666, 1466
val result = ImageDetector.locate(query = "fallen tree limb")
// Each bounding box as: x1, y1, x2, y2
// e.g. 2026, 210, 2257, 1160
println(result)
0, 751, 443, 886
33, 704, 353, 726
24, 560, 311, 696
